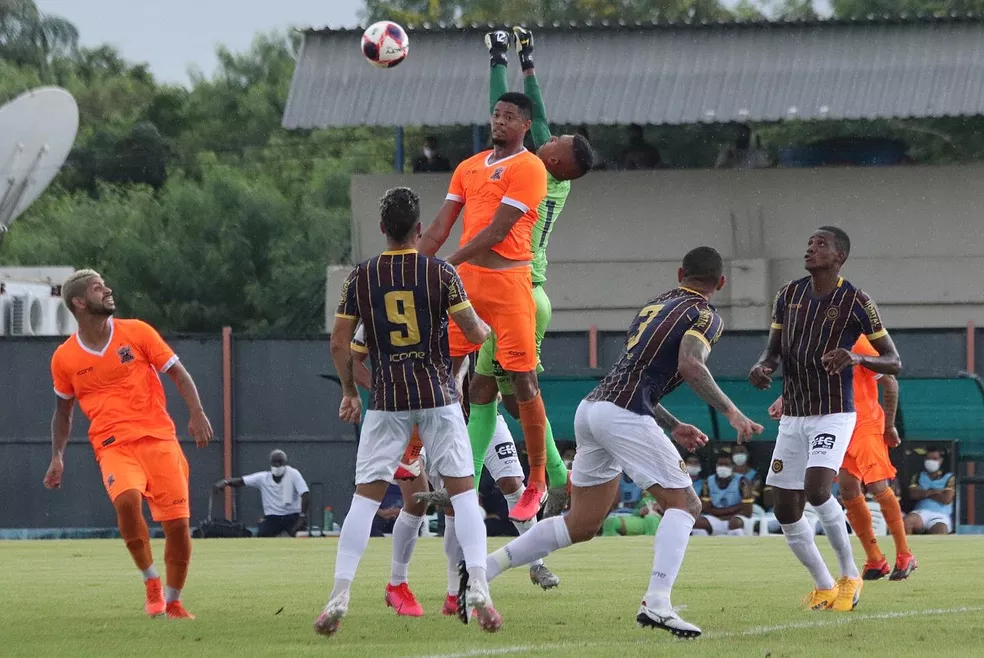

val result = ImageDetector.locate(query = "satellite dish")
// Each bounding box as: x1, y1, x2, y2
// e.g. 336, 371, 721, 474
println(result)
0, 86, 80, 245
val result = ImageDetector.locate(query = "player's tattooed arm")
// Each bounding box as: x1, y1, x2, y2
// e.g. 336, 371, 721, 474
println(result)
652, 404, 681, 433
450, 306, 491, 346
420, 200, 464, 257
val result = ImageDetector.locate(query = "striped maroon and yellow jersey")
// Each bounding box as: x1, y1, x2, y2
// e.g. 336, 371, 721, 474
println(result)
587, 288, 724, 418
336, 249, 470, 411
772, 276, 888, 417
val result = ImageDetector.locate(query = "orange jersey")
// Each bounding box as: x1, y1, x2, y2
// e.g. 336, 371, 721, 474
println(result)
852, 334, 885, 434
51, 318, 179, 456
447, 149, 548, 262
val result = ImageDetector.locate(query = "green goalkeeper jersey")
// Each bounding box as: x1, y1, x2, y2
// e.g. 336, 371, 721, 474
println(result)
491, 65, 570, 285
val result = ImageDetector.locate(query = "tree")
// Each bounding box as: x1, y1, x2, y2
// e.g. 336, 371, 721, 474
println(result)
832, 0, 984, 15
0, 0, 78, 72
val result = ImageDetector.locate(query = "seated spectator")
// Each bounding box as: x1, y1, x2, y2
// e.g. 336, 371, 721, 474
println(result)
602, 490, 662, 537
412, 136, 451, 173
731, 443, 761, 503
372, 482, 403, 537
213, 449, 310, 537
905, 449, 955, 535
714, 123, 772, 169
620, 124, 661, 170
685, 454, 704, 494
692, 453, 753, 536
618, 473, 643, 510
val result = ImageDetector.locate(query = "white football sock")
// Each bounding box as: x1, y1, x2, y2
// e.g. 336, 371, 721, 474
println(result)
164, 586, 181, 603
813, 496, 860, 579
690, 528, 709, 537
643, 507, 695, 610
781, 516, 837, 590
141, 565, 159, 581
504, 486, 543, 567
486, 515, 571, 581
390, 510, 424, 586
727, 528, 745, 536
331, 494, 380, 598
449, 489, 489, 585
443, 515, 463, 595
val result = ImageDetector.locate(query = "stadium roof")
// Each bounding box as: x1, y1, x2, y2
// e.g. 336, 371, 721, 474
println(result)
283, 15, 984, 129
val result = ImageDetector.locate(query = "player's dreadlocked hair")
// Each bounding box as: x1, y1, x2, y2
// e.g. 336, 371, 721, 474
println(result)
379, 187, 420, 242
816, 225, 851, 258
495, 92, 533, 120
571, 134, 594, 179
681, 246, 723, 285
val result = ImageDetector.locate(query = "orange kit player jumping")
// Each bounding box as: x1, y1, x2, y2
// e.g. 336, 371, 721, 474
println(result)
43, 269, 214, 619
769, 334, 915, 581
420, 91, 550, 521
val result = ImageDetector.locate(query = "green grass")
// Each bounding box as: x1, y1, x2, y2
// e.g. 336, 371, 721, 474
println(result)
1, 535, 982, 657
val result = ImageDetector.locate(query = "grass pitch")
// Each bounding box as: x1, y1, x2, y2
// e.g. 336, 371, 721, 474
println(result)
1, 534, 981, 657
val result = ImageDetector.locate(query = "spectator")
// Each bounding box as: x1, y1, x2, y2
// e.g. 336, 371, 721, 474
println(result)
561, 445, 576, 469
905, 449, 956, 535
412, 136, 451, 173
714, 123, 772, 169
576, 125, 606, 170
692, 453, 753, 536
372, 482, 404, 537
685, 454, 704, 494
620, 124, 661, 170
214, 449, 310, 537
619, 473, 643, 509
731, 443, 762, 503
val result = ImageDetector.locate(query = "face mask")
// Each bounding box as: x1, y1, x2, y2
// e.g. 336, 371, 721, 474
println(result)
271, 466, 286, 477
422, 147, 435, 159
924, 459, 941, 474
687, 465, 701, 477
732, 453, 748, 466
716, 466, 733, 479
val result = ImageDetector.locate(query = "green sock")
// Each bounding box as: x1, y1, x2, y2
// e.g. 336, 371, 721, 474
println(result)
601, 515, 622, 537
468, 401, 499, 490
544, 418, 567, 489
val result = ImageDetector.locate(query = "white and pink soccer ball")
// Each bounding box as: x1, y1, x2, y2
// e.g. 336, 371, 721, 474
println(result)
361, 21, 410, 69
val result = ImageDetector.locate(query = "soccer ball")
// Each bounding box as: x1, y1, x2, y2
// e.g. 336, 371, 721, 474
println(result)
361, 21, 409, 69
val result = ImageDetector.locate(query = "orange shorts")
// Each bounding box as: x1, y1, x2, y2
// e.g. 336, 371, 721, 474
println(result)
842, 430, 896, 485
448, 262, 537, 372
97, 436, 190, 522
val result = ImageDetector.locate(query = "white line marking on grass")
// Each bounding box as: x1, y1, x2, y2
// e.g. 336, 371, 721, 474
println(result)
410, 606, 984, 658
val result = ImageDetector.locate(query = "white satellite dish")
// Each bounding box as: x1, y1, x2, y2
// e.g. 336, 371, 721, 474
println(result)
0, 86, 79, 244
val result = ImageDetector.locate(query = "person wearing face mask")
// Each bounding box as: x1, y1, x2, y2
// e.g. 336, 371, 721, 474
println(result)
691, 454, 754, 536
412, 136, 451, 173
214, 449, 311, 537
730, 444, 761, 503
904, 450, 955, 536
684, 454, 704, 495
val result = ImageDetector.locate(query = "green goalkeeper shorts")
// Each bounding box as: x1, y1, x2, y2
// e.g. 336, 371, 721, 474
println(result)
474, 283, 551, 396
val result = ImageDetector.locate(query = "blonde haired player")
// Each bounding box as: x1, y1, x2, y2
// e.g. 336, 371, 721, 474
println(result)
44, 270, 213, 619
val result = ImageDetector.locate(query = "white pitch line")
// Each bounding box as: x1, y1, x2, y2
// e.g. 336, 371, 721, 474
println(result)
409, 606, 984, 658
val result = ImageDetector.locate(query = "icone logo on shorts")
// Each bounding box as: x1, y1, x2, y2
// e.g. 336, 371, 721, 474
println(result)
495, 443, 516, 460
811, 433, 836, 452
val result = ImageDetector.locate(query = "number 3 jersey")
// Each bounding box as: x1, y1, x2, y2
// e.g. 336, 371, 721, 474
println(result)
336, 248, 471, 411
587, 287, 724, 418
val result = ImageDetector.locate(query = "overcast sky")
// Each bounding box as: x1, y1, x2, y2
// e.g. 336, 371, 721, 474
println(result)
34, 0, 831, 86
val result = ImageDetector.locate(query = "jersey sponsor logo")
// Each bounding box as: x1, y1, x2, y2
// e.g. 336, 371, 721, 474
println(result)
507, 350, 526, 357
102, 436, 116, 447
489, 166, 505, 181
694, 307, 712, 330
811, 433, 837, 453
863, 299, 880, 329
771, 459, 784, 474
76, 366, 93, 376
389, 350, 428, 362
825, 307, 839, 321
495, 442, 517, 460
117, 345, 134, 364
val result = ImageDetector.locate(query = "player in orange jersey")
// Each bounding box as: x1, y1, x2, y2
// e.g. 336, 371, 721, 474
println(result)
420, 91, 550, 522
769, 334, 915, 582
43, 269, 213, 619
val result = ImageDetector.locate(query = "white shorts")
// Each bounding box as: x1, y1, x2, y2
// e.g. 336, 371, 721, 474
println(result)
357, 405, 473, 485
571, 400, 692, 491
765, 413, 857, 490
913, 508, 952, 533
484, 415, 524, 482
701, 515, 733, 535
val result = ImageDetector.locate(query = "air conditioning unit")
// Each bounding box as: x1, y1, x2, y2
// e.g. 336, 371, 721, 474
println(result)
37, 295, 76, 335
9, 294, 44, 336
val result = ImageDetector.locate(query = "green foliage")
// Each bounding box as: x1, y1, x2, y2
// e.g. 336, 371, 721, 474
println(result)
832, 0, 984, 16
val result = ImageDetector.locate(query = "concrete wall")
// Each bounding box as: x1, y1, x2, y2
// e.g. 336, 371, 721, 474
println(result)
341, 164, 984, 331
0, 327, 975, 529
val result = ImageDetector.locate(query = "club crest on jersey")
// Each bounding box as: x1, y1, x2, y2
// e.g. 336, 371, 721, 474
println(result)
117, 345, 134, 364
489, 166, 505, 181
107, 474, 115, 487
679, 460, 687, 474
771, 459, 784, 474
825, 307, 839, 321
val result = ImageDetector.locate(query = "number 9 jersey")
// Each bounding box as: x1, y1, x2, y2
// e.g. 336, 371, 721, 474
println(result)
336, 248, 471, 411
586, 287, 724, 418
